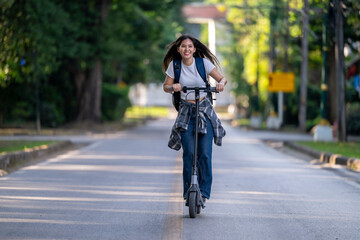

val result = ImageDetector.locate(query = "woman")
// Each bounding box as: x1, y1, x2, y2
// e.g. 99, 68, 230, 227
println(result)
162, 34, 226, 203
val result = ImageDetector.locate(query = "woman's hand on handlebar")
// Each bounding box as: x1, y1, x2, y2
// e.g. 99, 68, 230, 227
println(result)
216, 82, 225, 92
172, 83, 181, 92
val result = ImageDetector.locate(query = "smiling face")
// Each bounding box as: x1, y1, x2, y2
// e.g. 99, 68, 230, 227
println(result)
177, 38, 196, 61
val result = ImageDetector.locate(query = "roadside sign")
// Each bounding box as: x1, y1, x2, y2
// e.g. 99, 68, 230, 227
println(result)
268, 72, 295, 93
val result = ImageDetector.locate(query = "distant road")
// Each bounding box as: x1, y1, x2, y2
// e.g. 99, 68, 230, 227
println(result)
1, 119, 359, 239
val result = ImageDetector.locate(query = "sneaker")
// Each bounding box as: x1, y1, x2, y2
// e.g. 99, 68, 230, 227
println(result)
201, 197, 207, 209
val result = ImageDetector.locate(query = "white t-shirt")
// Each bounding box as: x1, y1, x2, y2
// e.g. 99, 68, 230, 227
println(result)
166, 58, 215, 100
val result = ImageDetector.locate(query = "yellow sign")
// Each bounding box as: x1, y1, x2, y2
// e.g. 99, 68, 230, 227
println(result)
268, 72, 295, 93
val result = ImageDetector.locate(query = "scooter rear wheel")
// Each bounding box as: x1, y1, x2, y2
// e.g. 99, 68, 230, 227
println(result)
189, 192, 197, 218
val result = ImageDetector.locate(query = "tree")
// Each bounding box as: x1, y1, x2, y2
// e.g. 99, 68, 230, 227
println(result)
0, 0, 72, 127
325, 0, 360, 139
334, 0, 346, 141
299, 0, 309, 132
66, 0, 185, 122
1, 0, 186, 126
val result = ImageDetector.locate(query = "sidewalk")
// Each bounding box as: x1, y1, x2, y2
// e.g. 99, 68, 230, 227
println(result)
230, 123, 360, 172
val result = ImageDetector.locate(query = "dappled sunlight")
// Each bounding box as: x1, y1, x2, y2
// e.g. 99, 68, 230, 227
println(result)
65, 154, 173, 161
24, 164, 181, 174
0, 185, 170, 192
211, 193, 332, 204
0, 138, 182, 237
0, 181, 184, 228
203, 210, 358, 221
0, 184, 184, 199
0, 218, 102, 225
214, 167, 310, 174
0, 194, 169, 202
227, 190, 298, 196
0, 175, 180, 234
216, 156, 301, 163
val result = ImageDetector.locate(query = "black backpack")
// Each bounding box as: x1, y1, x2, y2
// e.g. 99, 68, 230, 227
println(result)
172, 57, 213, 111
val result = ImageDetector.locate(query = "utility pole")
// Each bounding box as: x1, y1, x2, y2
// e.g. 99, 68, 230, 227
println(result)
283, 1, 289, 73
334, 0, 347, 142
281, 0, 290, 126
255, 30, 260, 112
299, 0, 309, 132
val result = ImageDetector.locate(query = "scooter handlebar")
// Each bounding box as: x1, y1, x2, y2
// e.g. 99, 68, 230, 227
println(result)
182, 86, 218, 93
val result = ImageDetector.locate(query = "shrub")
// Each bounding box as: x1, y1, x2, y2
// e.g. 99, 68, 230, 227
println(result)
347, 102, 360, 135
40, 102, 65, 128
101, 83, 131, 121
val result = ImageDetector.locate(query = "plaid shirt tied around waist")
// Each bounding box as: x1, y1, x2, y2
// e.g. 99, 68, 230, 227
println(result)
168, 96, 226, 151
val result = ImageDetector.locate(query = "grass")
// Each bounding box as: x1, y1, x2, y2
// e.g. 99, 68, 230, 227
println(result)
296, 141, 360, 159
125, 106, 169, 119
237, 118, 250, 126
0, 140, 57, 154
235, 118, 268, 129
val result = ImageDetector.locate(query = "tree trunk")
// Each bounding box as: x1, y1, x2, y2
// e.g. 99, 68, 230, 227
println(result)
266, 6, 277, 116
299, 0, 309, 132
283, 2, 289, 125
327, 45, 337, 124
334, 0, 347, 142
74, 0, 110, 123
76, 60, 102, 122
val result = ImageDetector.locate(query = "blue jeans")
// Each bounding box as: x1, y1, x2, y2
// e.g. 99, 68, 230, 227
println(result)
181, 112, 214, 199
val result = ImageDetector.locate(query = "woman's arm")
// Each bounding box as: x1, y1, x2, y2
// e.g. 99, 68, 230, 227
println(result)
209, 68, 227, 92
163, 75, 181, 93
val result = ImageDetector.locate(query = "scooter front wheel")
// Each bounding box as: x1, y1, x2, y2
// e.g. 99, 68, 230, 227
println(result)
197, 203, 201, 214
189, 192, 197, 218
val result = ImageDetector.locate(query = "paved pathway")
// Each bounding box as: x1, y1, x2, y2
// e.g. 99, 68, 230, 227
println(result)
0, 119, 359, 239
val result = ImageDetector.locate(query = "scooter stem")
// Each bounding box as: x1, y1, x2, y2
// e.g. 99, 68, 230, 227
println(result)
192, 88, 200, 177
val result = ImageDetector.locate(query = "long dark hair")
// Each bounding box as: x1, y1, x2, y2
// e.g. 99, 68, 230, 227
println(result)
162, 34, 220, 73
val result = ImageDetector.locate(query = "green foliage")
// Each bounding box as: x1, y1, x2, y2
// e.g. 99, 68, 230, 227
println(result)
0, 81, 35, 124
343, 0, 360, 50
0, 0, 185, 125
285, 77, 321, 128
102, 0, 185, 85
0, 0, 72, 84
39, 81, 70, 127
223, 40, 249, 96
40, 102, 65, 128
206, 0, 359, 131
101, 83, 131, 121
125, 106, 169, 119
346, 102, 360, 135
0, 79, 68, 127
306, 115, 323, 132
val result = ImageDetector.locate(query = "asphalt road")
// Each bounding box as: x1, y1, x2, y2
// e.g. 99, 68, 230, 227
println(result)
1, 119, 360, 240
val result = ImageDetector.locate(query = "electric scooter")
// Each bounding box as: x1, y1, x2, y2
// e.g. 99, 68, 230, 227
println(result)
182, 86, 218, 218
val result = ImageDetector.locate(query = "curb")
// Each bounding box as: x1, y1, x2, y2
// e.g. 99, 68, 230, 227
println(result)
284, 141, 360, 172
0, 141, 74, 173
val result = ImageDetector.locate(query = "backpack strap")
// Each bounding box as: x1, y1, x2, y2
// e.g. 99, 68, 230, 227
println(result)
195, 57, 210, 87
172, 59, 181, 111
173, 59, 181, 84
195, 57, 213, 104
